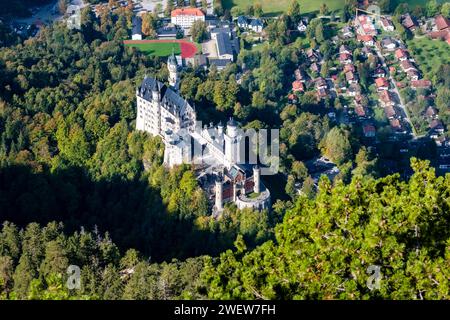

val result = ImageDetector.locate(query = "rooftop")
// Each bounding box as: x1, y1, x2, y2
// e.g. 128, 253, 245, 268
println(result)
216, 32, 233, 57
171, 8, 205, 17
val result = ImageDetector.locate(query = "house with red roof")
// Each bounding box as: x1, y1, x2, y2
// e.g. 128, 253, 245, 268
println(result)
292, 80, 305, 92
375, 78, 389, 91
401, 14, 416, 31
411, 80, 432, 90
357, 34, 374, 46
385, 106, 397, 119
355, 104, 367, 118
171, 8, 205, 31
379, 90, 395, 107
435, 15, 450, 31
346, 71, 358, 85
406, 69, 420, 81
395, 49, 409, 61
340, 53, 353, 65
400, 60, 417, 73
390, 119, 403, 132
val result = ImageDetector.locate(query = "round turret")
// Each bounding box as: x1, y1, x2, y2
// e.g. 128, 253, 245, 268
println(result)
227, 118, 238, 138
217, 121, 224, 136
215, 176, 223, 211
253, 165, 261, 194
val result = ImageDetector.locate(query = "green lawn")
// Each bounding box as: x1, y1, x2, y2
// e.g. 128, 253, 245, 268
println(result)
407, 37, 450, 77
124, 42, 181, 57
223, 0, 448, 16
222, 0, 346, 15
394, 0, 448, 7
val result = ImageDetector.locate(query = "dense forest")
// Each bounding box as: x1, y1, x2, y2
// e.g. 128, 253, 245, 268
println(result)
1, 159, 449, 299
0, 1, 449, 300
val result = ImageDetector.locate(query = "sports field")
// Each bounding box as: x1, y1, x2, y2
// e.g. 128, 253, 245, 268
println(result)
123, 40, 199, 58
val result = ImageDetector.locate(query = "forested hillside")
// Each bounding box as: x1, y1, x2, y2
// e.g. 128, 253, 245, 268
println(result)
1, 159, 448, 299
203, 159, 450, 299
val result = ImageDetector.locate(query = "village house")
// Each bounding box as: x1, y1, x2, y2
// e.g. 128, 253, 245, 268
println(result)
348, 84, 361, 97
307, 48, 322, 63
316, 88, 328, 100
406, 69, 420, 81
380, 37, 397, 51
385, 105, 397, 119
315, 77, 328, 90
288, 93, 298, 103
363, 123, 376, 138
292, 80, 305, 93
361, 46, 374, 58
310, 63, 320, 74
395, 49, 409, 61
372, 67, 386, 78
340, 53, 353, 65
294, 69, 307, 82
346, 71, 358, 85
357, 34, 375, 46
250, 19, 264, 33
379, 17, 395, 32
379, 90, 395, 107
424, 106, 438, 119
411, 79, 432, 90
236, 16, 249, 29
355, 103, 367, 118
342, 25, 354, 38
401, 14, 417, 31
430, 119, 445, 134
390, 119, 404, 132
429, 29, 450, 44
375, 77, 389, 91
356, 15, 377, 36
400, 60, 417, 73
435, 15, 450, 31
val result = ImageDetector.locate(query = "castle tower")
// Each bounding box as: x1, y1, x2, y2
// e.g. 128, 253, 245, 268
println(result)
224, 118, 239, 165
168, 50, 179, 89
253, 165, 261, 194
215, 176, 223, 212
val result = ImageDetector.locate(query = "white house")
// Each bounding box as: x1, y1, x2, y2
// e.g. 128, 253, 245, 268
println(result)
379, 17, 395, 32
250, 19, 264, 33
171, 8, 205, 32
237, 16, 249, 29
132, 16, 142, 40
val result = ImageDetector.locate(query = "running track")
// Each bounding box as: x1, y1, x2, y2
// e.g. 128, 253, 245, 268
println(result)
123, 39, 198, 59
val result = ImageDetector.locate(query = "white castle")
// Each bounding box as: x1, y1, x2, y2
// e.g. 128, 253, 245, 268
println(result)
136, 54, 270, 214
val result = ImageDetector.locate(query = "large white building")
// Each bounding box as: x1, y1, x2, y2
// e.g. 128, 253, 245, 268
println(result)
135, 55, 270, 214
171, 8, 205, 33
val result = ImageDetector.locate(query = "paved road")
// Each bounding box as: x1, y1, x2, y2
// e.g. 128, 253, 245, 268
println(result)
373, 46, 417, 139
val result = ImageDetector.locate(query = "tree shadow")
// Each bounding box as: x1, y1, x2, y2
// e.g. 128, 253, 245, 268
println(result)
0, 164, 235, 262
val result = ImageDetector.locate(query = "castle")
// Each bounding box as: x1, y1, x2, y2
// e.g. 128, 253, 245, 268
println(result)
135, 53, 271, 214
